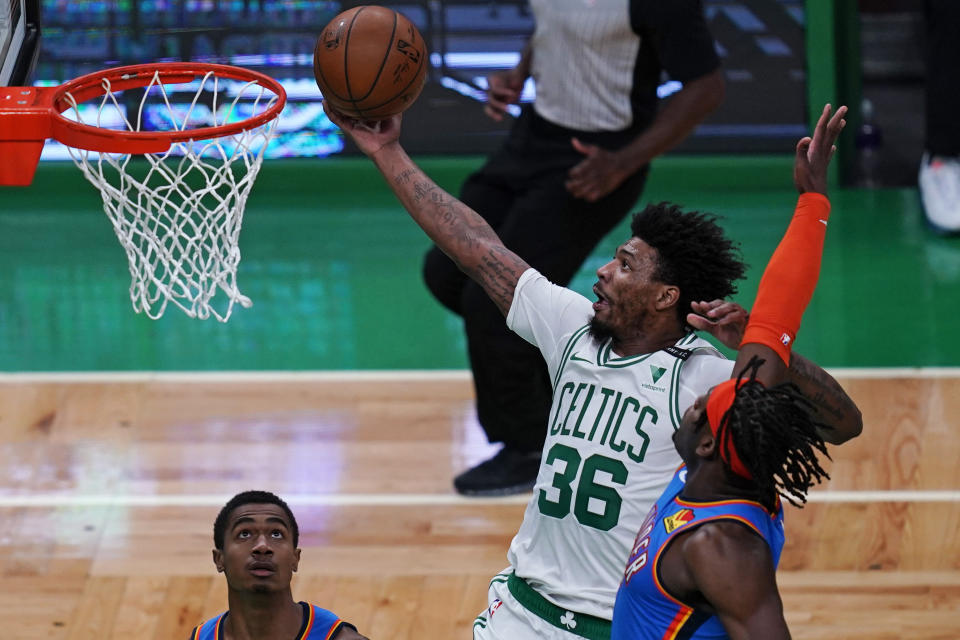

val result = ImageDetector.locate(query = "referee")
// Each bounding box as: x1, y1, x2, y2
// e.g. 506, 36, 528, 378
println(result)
422, 0, 727, 496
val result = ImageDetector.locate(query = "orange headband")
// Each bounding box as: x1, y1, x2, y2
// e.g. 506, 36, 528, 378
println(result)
705, 378, 752, 479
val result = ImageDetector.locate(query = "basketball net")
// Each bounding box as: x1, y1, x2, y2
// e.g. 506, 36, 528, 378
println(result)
63, 70, 280, 321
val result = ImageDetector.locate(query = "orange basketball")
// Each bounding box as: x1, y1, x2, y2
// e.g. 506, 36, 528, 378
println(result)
313, 6, 428, 119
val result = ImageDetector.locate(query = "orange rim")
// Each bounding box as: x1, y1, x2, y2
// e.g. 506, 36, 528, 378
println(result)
47, 62, 287, 153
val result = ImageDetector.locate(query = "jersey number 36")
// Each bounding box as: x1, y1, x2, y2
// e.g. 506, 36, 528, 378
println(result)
538, 443, 628, 531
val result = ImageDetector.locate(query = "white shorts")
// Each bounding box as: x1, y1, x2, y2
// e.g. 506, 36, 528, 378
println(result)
472, 569, 610, 640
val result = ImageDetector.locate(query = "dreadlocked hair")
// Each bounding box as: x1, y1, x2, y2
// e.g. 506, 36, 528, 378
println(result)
715, 357, 832, 511
630, 203, 747, 326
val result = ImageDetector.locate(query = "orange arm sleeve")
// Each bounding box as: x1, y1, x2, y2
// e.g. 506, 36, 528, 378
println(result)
740, 192, 831, 364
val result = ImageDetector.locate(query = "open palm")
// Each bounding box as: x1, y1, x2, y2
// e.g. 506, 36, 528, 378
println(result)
793, 104, 847, 195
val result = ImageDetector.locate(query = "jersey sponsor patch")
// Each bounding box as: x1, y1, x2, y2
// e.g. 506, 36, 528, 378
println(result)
663, 346, 693, 360
649, 365, 667, 383
663, 508, 695, 534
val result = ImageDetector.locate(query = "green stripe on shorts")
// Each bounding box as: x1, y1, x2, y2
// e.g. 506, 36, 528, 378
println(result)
506, 574, 610, 640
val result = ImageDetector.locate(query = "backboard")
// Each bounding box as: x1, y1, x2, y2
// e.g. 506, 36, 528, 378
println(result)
0, 0, 39, 86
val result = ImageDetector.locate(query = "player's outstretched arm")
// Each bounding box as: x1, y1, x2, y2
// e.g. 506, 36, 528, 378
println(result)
735, 104, 847, 388
794, 103, 847, 196
681, 523, 791, 640
323, 105, 530, 316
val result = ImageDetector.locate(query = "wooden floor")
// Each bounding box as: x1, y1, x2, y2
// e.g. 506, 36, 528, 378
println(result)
1, 374, 958, 639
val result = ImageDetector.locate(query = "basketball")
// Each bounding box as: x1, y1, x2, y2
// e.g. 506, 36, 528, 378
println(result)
313, 6, 428, 120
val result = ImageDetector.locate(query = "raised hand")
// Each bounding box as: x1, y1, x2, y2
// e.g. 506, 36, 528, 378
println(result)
793, 104, 847, 195
686, 299, 749, 350
322, 101, 402, 158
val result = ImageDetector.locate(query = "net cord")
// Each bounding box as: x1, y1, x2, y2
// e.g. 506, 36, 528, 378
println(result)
62, 70, 279, 321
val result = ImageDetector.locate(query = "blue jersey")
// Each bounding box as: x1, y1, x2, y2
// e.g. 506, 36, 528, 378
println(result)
190, 602, 348, 640
611, 466, 784, 640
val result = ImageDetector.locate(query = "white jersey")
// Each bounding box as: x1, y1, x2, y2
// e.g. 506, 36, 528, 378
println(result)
505, 269, 734, 620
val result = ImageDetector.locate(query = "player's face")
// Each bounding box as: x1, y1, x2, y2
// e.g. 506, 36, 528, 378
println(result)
591, 238, 670, 341
674, 388, 712, 464
214, 503, 300, 594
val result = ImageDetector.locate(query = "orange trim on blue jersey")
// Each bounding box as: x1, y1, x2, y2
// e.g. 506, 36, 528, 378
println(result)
674, 495, 778, 518
651, 539, 691, 608
191, 612, 225, 640
675, 495, 764, 509
670, 464, 781, 516
676, 496, 782, 520
662, 606, 693, 640
323, 619, 344, 640
298, 603, 315, 639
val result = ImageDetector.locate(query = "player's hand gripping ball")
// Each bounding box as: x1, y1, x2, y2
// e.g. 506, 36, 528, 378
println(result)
313, 5, 428, 119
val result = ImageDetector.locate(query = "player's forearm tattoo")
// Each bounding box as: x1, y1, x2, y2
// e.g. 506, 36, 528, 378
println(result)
788, 353, 861, 440
401, 177, 495, 249
389, 165, 524, 312
394, 168, 417, 186
474, 245, 524, 310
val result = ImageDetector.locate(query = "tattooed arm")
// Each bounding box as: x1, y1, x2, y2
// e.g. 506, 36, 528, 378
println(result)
323, 105, 530, 315
785, 352, 862, 444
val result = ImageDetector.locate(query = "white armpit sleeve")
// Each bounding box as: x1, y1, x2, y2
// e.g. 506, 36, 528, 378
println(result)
506, 268, 594, 374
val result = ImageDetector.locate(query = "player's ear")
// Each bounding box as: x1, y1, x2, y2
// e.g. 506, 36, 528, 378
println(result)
695, 429, 716, 459
213, 548, 225, 573
655, 284, 680, 311
293, 548, 301, 573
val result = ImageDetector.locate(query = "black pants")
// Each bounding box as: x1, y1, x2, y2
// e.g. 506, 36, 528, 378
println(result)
422, 107, 649, 452
925, 0, 960, 156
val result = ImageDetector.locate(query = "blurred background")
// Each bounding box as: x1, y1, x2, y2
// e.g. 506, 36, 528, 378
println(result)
24, 0, 812, 158
1, 0, 954, 372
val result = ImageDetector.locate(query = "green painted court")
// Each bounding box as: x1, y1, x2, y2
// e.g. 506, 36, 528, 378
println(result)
3, 155, 957, 371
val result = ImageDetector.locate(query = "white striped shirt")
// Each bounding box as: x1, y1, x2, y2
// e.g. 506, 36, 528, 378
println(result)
530, 0, 642, 132
527, 0, 719, 133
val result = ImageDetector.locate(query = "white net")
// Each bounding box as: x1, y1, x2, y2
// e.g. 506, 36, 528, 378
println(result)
63, 70, 282, 321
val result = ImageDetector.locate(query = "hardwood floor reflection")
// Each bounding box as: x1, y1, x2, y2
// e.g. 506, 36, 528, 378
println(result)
1, 374, 957, 639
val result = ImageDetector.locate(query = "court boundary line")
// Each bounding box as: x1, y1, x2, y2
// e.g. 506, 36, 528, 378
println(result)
0, 367, 958, 383
0, 490, 957, 508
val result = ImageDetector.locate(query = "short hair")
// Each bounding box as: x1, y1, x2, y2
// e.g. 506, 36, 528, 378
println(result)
715, 357, 832, 511
630, 203, 746, 325
213, 490, 299, 550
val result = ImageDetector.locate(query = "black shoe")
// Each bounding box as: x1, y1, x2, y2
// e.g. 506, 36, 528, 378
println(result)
454, 448, 542, 496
